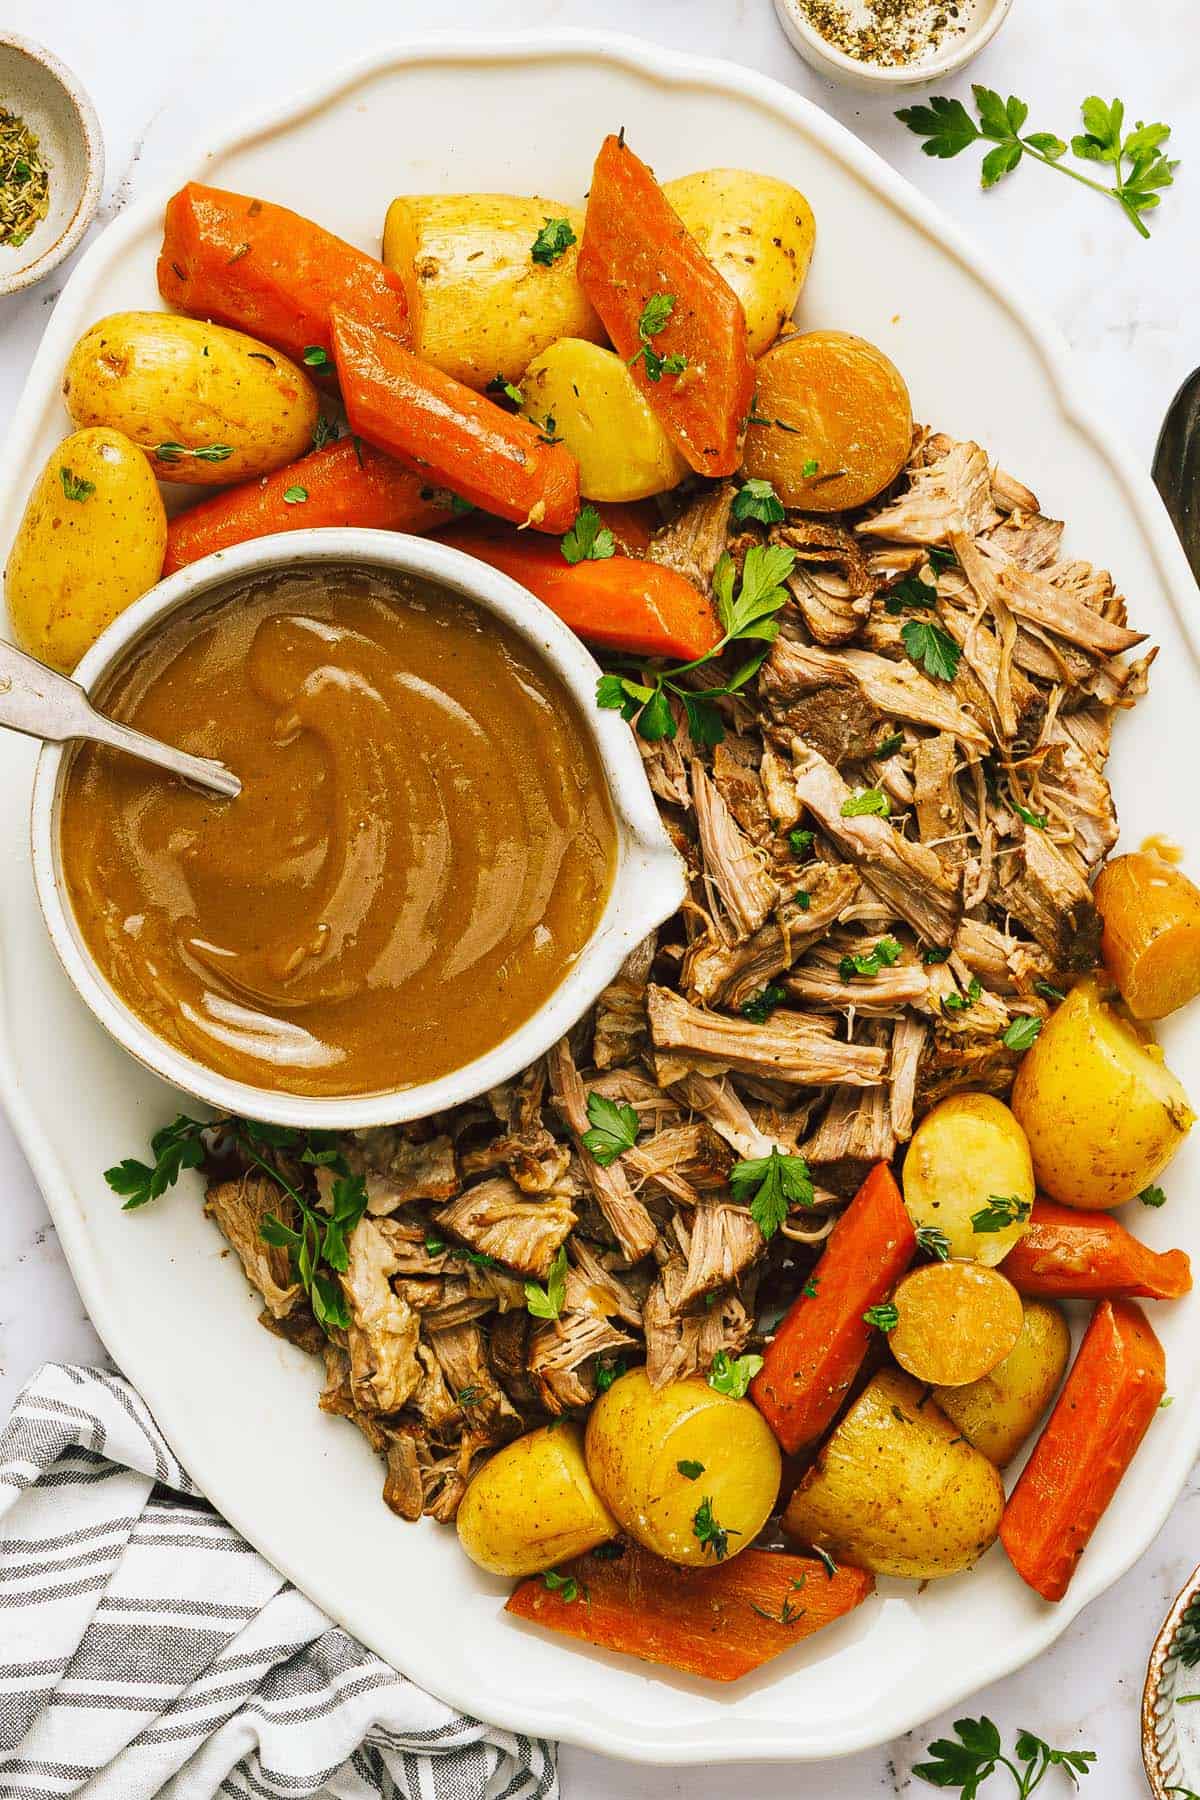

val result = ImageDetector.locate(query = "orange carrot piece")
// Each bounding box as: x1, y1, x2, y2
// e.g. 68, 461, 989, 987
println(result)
329, 310, 579, 535
437, 521, 720, 662
1000, 1297, 1165, 1602
163, 438, 454, 575
577, 134, 755, 479
751, 1163, 916, 1454
592, 500, 656, 557
505, 1544, 873, 1682
1001, 1198, 1192, 1302
158, 182, 414, 365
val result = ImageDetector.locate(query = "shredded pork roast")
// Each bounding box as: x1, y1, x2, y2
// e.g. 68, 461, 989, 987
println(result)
200, 429, 1154, 1523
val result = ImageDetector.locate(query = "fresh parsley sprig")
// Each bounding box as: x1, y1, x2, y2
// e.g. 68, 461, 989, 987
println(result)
562, 505, 615, 564
913, 1716, 1096, 1794
707, 1349, 764, 1399
839, 935, 903, 981
595, 541, 796, 748
740, 982, 787, 1024
530, 217, 577, 266
59, 466, 95, 502
525, 1245, 569, 1321
104, 1114, 207, 1211
897, 87, 1177, 239
1002, 1015, 1043, 1052
730, 1147, 815, 1242
580, 1091, 640, 1166
732, 477, 786, 526
628, 292, 687, 381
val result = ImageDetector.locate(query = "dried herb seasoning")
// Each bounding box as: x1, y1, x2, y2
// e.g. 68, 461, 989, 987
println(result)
0, 109, 50, 250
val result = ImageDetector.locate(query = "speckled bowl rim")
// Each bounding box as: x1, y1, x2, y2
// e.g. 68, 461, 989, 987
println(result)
1144, 1560, 1200, 1795
0, 32, 104, 298
773, 0, 1016, 92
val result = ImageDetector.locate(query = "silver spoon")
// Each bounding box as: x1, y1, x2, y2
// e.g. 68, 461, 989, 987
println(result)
0, 638, 241, 800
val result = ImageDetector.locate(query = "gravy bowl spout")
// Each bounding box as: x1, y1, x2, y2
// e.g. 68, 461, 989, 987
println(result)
30, 527, 686, 1129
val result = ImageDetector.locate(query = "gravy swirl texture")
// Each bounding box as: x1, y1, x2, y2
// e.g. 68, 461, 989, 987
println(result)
60, 565, 616, 1096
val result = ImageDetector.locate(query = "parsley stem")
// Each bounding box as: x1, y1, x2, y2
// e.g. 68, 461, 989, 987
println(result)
1018, 139, 1151, 237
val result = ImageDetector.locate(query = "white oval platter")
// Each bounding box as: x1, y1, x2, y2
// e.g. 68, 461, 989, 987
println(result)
2, 29, 1199, 1767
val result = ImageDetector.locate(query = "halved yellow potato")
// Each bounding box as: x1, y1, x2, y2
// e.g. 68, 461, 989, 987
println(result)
782, 1367, 1004, 1580
902, 1092, 1035, 1266
584, 1368, 781, 1567
933, 1300, 1071, 1467
662, 168, 815, 357
1011, 976, 1194, 1207
456, 1423, 617, 1577
519, 339, 689, 501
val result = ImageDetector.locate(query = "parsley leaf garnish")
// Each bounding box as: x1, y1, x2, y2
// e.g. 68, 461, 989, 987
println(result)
1034, 978, 1066, 1002
885, 572, 938, 614
863, 1302, 899, 1333
676, 1459, 705, 1480
530, 217, 577, 265
732, 477, 786, 525
841, 787, 890, 818
541, 1567, 585, 1603
562, 505, 616, 564
282, 485, 308, 505
595, 1356, 626, 1392
707, 1349, 764, 1399
1002, 1014, 1043, 1051
1140, 1184, 1167, 1208
913, 1715, 1097, 1793
59, 466, 95, 502
897, 85, 1177, 239
580, 1091, 640, 1166
104, 1113, 207, 1211
302, 345, 330, 367
839, 935, 903, 981
789, 827, 815, 856
628, 292, 687, 382
740, 982, 787, 1024
916, 1224, 952, 1261
486, 373, 525, 407
942, 976, 983, 1015
971, 1193, 1032, 1233
524, 1245, 569, 1320
923, 946, 951, 965
692, 1496, 739, 1562
730, 1147, 815, 1241
154, 442, 234, 464
902, 617, 962, 682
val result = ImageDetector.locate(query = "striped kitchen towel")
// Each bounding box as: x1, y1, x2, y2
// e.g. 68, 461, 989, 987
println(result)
0, 1363, 558, 1799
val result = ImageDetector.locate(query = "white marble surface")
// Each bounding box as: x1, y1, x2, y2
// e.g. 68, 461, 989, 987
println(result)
0, 0, 1196, 1792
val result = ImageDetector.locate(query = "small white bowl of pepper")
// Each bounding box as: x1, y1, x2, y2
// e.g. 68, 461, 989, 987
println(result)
774, 0, 1014, 91
0, 33, 103, 299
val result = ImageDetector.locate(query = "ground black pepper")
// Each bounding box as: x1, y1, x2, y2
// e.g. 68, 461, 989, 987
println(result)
797, 0, 969, 66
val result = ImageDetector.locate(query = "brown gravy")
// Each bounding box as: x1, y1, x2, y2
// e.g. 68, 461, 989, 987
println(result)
60, 565, 616, 1096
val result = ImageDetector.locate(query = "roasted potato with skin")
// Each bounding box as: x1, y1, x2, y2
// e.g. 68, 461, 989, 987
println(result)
382, 194, 604, 389
889, 1260, 1024, 1387
661, 169, 815, 358
62, 312, 319, 485
6, 428, 167, 673
585, 1369, 781, 1567
456, 1422, 617, 1578
902, 1092, 1036, 1266
741, 329, 912, 512
519, 339, 689, 501
782, 1367, 1004, 1580
1011, 976, 1194, 1208
933, 1300, 1071, 1468
1095, 851, 1200, 1020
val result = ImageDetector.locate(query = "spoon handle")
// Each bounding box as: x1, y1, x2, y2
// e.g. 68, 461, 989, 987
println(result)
0, 639, 241, 800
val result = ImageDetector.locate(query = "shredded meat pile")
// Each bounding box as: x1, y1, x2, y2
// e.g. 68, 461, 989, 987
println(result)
201, 430, 1154, 1524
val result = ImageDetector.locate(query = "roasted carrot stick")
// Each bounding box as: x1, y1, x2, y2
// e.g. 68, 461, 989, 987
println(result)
751, 1163, 916, 1454
158, 183, 414, 366
1001, 1198, 1191, 1302
505, 1543, 873, 1682
591, 500, 656, 558
437, 520, 720, 662
162, 438, 455, 575
577, 134, 755, 479
999, 1297, 1165, 1602
329, 310, 579, 534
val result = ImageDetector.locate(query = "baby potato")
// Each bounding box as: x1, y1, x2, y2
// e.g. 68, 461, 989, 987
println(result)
1095, 851, 1200, 1021
902, 1092, 1036, 1266
741, 329, 912, 513
584, 1368, 781, 1568
62, 312, 318, 484
6, 428, 167, 673
661, 169, 815, 357
890, 1261, 1024, 1387
782, 1367, 1004, 1580
1011, 976, 1194, 1207
383, 194, 604, 390
934, 1300, 1071, 1468
456, 1422, 617, 1578
519, 339, 689, 501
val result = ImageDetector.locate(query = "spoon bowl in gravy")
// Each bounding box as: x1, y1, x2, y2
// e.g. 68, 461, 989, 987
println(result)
31, 530, 685, 1129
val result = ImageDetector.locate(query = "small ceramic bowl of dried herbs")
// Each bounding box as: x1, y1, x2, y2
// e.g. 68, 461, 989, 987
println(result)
0, 33, 103, 299
774, 0, 1014, 91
